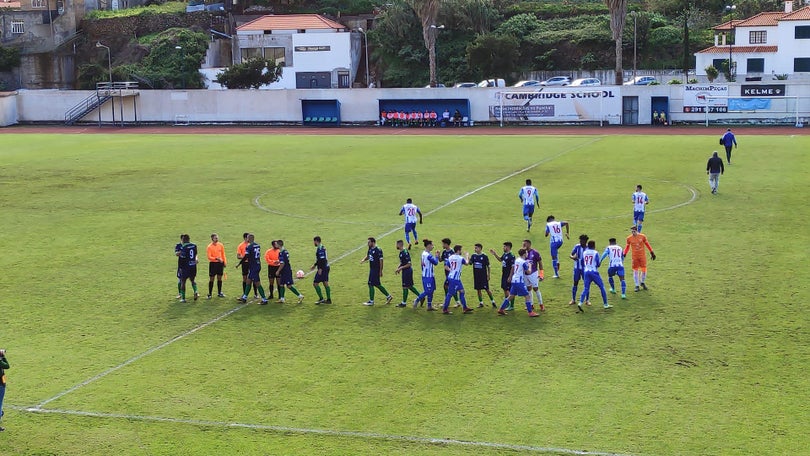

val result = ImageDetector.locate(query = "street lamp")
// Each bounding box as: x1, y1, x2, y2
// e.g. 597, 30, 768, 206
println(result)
96, 41, 112, 84
357, 28, 370, 87
175, 46, 184, 89
726, 4, 736, 82
429, 24, 444, 87
630, 11, 638, 82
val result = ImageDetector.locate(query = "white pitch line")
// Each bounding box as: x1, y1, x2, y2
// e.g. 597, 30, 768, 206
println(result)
29, 137, 601, 411
24, 407, 635, 456
32, 304, 248, 409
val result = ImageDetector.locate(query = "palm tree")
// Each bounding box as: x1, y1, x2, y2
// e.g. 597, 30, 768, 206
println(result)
405, 0, 441, 86
605, 0, 628, 85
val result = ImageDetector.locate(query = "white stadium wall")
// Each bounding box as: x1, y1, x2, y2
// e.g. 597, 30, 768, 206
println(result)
13, 82, 810, 126
0, 92, 19, 126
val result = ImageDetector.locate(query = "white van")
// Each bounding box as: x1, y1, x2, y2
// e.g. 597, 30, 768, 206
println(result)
477, 78, 506, 87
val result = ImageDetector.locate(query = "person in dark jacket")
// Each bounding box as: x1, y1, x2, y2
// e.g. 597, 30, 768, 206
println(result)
707, 151, 725, 194
0, 349, 9, 431
720, 129, 737, 164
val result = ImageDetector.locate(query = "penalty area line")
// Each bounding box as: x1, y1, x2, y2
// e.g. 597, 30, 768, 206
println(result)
23, 407, 635, 456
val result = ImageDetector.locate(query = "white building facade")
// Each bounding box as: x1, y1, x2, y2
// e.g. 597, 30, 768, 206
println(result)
232, 14, 362, 89
695, 2, 810, 80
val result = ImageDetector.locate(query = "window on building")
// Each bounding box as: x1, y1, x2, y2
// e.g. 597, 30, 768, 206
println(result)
240, 47, 262, 62
747, 58, 764, 73
795, 58, 810, 72
749, 30, 766, 44
796, 26, 810, 39
712, 58, 726, 70
264, 47, 285, 66
11, 21, 24, 34
32, 0, 47, 8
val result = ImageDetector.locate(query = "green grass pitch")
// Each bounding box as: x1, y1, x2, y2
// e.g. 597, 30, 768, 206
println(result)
0, 131, 808, 455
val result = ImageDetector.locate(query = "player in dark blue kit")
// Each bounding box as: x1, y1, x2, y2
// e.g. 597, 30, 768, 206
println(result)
275, 239, 304, 304
471, 244, 496, 308
310, 236, 331, 304
360, 237, 393, 306
490, 242, 516, 309
176, 234, 199, 303
238, 233, 268, 304
174, 235, 183, 299
394, 240, 421, 307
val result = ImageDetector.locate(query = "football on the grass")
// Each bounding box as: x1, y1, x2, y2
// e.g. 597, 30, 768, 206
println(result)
296, 270, 305, 279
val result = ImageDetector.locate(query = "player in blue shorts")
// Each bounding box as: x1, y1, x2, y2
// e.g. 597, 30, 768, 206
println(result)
632, 184, 649, 232
394, 240, 421, 307
569, 234, 589, 306
544, 215, 569, 278
601, 237, 627, 299
414, 239, 439, 310
310, 236, 331, 304
398, 198, 423, 244
442, 245, 472, 314
577, 240, 611, 312
497, 249, 539, 317
518, 179, 539, 232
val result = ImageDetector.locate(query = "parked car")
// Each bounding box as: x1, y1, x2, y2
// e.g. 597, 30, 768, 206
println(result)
570, 78, 601, 87
478, 78, 506, 87
512, 80, 542, 87
453, 82, 477, 88
540, 76, 571, 86
423, 83, 446, 88
624, 76, 657, 86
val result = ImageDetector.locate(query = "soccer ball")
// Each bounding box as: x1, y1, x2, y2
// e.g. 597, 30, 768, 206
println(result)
296, 270, 305, 279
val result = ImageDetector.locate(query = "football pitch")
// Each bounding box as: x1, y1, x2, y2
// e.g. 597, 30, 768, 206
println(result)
1, 130, 808, 455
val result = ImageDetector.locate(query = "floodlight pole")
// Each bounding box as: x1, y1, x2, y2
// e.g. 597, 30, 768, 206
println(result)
726, 4, 736, 82
96, 41, 112, 83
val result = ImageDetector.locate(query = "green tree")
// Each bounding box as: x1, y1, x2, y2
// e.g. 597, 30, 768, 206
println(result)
466, 33, 519, 79
605, 0, 628, 84
214, 58, 283, 89
0, 46, 21, 71
403, 0, 441, 86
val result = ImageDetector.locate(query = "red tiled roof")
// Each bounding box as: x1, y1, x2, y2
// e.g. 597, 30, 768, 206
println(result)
735, 12, 784, 27
781, 5, 810, 20
713, 19, 745, 31
238, 14, 346, 32
0, 0, 21, 8
696, 45, 778, 54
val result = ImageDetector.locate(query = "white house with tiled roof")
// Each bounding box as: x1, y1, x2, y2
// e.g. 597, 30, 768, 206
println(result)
695, 1, 810, 80
231, 13, 362, 89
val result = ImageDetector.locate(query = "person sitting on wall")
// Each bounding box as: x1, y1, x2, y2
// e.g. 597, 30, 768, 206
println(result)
659, 111, 667, 126
453, 109, 463, 127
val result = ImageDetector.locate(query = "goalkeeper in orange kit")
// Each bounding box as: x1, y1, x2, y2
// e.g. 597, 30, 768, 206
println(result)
624, 225, 656, 292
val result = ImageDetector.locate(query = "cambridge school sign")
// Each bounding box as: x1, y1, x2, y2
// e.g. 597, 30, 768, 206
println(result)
489, 89, 621, 124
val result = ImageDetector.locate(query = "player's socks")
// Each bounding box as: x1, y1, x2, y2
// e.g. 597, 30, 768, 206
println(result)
608, 277, 615, 292
621, 280, 626, 294
641, 272, 647, 283
208, 282, 214, 295
217, 280, 222, 294
572, 285, 578, 301
637, 223, 642, 232
192, 283, 198, 293
552, 260, 559, 275
253, 284, 258, 297
289, 286, 301, 296
499, 298, 510, 311
376, 285, 389, 297
314, 285, 324, 300
633, 271, 640, 286
403, 289, 410, 302
368, 285, 375, 301
525, 301, 533, 313
534, 290, 543, 306
177, 281, 182, 295
325, 286, 331, 300
278, 287, 286, 299
257, 286, 266, 299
